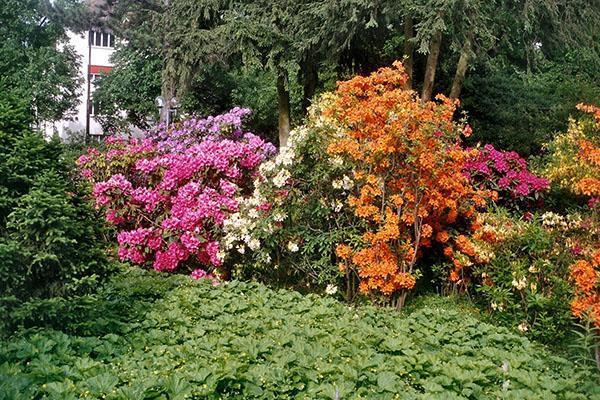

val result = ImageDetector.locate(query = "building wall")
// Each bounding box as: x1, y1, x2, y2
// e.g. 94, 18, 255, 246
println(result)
44, 30, 115, 140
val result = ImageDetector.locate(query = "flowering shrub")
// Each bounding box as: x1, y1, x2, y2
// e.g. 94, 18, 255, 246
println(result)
325, 62, 494, 308
472, 209, 588, 343
464, 144, 549, 210
78, 110, 275, 278
221, 95, 363, 297
544, 103, 600, 209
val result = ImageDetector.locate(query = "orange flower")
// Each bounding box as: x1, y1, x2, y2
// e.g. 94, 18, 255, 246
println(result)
336, 244, 353, 260
570, 259, 597, 295
436, 230, 450, 243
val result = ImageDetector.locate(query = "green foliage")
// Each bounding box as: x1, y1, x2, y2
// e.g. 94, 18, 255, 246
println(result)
92, 46, 162, 131
462, 51, 600, 155
1, 269, 598, 399
0, 92, 32, 137
0, 130, 64, 225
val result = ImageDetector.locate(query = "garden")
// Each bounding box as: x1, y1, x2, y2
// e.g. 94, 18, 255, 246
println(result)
1, 1, 600, 399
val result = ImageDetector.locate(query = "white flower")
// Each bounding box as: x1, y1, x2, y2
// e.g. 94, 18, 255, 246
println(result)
217, 250, 226, 261
273, 211, 287, 222
511, 277, 527, 290
517, 322, 528, 333
273, 169, 291, 188
248, 238, 260, 251
342, 175, 354, 190
528, 264, 538, 273
329, 156, 344, 166
287, 241, 299, 252
237, 245, 246, 254
331, 200, 343, 213
332, 179, 343, 189
277, 148, 295, 166
248, 208, 260, 219
325, 284, 338, 295
259, 160, 276, 174
491, 302, 498, 311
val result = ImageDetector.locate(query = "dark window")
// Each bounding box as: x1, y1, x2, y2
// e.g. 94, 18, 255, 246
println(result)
89, 30, 116, 48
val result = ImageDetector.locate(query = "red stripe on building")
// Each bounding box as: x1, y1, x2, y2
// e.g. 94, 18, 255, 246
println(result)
89, 65, 113, 74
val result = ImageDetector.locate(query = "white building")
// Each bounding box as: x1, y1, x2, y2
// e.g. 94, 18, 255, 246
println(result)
44, 28, 116, 140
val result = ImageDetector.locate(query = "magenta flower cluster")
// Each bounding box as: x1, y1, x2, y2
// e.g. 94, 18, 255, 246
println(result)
464, 144, 549, 208
78, 109, 275, 278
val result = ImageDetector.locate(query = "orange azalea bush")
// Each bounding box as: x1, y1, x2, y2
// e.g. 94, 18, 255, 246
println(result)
328, 62, 494, 308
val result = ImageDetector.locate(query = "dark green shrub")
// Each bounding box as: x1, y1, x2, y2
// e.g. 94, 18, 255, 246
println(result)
2, 171, 113, 299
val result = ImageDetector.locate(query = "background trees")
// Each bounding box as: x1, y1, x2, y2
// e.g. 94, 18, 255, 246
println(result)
0, 0, 82, 125
92, 0, 600, 150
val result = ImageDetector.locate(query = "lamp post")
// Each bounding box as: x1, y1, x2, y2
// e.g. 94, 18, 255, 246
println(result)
155, 96, 179, 129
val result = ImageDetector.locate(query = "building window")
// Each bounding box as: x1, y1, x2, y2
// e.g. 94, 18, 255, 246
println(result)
89, 30, 115, 48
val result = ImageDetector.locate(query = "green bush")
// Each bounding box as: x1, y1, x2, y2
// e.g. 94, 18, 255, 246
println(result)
1, 171, 113, 299
1, 269, 598, 399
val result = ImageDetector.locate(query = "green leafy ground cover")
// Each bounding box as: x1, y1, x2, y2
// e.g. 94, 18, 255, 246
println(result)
1, 269, 598, 399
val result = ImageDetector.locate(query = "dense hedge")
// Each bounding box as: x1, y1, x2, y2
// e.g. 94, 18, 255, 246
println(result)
1, 269, 598, 399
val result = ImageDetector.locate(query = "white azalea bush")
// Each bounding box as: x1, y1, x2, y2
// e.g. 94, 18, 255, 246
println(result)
221, 96, 363, 298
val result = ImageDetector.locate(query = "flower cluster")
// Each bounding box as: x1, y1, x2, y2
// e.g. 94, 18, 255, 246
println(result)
78, 110, 275, 278
221, 128, 309, 256
544, 103, 600, 208
570, 250, 600, 327
147, 107, 253, 153
326, 62, 494, 305
464, 144, 548, 209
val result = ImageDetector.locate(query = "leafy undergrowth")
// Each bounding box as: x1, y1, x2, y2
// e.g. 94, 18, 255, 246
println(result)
1, 270, 598, 399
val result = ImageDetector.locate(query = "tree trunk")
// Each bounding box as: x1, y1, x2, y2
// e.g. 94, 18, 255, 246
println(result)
159, 80, 174, 125
421, 30, 443, 102
403, 17, 414, 89
449, 36, 472, 99
301, 60, 318, 114
277, 70, 291, 148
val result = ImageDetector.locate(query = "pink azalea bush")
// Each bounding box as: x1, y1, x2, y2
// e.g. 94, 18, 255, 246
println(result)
77, 109, 276, 278
464, 144, 549, 210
